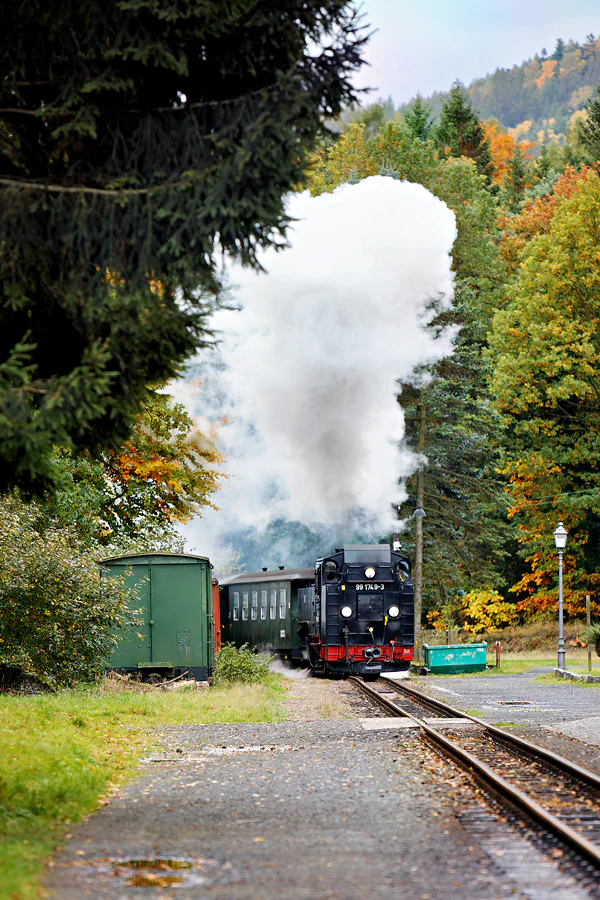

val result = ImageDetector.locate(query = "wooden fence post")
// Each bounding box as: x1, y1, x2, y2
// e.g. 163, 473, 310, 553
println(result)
587, 594, 592, 673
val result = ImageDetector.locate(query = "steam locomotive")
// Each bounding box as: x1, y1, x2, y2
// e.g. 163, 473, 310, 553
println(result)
221, 544, 414, 678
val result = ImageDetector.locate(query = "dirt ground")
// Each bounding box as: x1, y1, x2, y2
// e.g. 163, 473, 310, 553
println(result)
280, 673, 356, 721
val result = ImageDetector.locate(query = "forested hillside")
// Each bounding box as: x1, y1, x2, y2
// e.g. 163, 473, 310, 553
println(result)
316, 75, 600, 630
396, 34, 600, 149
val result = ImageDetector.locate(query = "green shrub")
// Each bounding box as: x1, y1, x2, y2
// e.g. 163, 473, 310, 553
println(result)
0, 495, 140, 686
212, 643, 274, 686
582, 621, 600, 657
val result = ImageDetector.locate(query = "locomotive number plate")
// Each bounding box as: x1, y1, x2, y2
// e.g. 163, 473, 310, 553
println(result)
355, 583, 386, 591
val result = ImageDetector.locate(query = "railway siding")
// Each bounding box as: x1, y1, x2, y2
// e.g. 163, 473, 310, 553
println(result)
412, 668, 600, 773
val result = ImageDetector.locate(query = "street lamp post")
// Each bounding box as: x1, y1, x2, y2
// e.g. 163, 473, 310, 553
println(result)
413, 503, 426, 666
553, 522, 568, 671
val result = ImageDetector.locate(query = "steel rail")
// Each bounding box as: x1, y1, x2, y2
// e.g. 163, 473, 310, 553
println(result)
391, 680, 600, 791
349, 676, 600, 868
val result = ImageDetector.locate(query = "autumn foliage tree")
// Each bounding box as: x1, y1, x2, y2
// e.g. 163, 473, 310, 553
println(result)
483, 121, 516, 183
490, 170, 600, 617
43, 389, 224, 549
498, 165, 594, 275
101, 392, 223, 545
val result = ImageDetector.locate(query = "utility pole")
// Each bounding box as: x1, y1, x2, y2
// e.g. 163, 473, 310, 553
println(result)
586, 594, 592, 673
414, 400, 426, 667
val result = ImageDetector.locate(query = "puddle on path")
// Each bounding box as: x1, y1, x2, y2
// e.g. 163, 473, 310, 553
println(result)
58, 856, 235, 889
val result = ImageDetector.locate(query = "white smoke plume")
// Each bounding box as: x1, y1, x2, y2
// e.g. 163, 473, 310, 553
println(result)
178, 176, 456, 568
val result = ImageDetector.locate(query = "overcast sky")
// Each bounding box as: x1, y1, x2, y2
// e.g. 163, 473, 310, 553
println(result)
353, 0, 600, 106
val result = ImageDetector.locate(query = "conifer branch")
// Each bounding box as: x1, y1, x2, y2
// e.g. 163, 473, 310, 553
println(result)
0, 177, 158, 195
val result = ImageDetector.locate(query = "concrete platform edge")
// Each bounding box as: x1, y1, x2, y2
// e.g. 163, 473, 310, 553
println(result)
555, 666, 600, 683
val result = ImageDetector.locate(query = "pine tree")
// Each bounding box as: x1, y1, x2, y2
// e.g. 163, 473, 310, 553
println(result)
308, 128, 510, 610
397, 159, 508, 608
435, 82, 494, 181
551, 38, 566, 62
404, 95, 433, 141
536, 142, 551, 179
501, 145, 528, 212
0, 1, 366, 494
581, 85, 600, 160
349, 99, 391, 137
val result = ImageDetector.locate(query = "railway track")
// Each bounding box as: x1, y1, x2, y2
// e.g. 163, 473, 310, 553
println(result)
350, 676, 600, 873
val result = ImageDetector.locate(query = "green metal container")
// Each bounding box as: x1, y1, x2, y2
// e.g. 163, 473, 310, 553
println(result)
423, 642, 487, 674
101, 552, 214, 679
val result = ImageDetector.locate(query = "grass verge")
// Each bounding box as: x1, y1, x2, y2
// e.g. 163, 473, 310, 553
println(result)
0, 676, 284, 900
534, 673, 600, 689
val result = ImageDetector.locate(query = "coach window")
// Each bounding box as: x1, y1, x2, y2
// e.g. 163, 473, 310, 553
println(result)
269, 589, 277, 619
279, 588, 287, 619
232, 592, 239, 621
242, 591, 249, 621
251, 590, 258, 620
260, 590, 267, 620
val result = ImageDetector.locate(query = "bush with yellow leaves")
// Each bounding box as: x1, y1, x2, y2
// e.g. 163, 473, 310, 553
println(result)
460, 589, 519, 634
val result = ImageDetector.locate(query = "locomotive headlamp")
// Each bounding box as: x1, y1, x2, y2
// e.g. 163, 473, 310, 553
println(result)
388, 605, 400, 618
364, 566, 376, 579
340, 606, 353, 618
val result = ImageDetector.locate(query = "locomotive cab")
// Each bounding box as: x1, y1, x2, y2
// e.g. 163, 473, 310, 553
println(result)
307, 544, 414, 677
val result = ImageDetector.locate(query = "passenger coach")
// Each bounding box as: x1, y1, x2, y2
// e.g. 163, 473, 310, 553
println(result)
221, 567, 314, 663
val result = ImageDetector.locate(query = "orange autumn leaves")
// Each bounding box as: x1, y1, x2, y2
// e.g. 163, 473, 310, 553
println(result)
499, 164, 597, 274
483, 120, 535, 184
102, 392, 225, 541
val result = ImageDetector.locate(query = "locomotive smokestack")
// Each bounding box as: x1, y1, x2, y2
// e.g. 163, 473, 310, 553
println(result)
262, 567, 267, 572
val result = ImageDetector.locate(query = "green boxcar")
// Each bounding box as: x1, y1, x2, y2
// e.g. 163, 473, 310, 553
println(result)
101, 552, 214, 679
423, 642, 487, 674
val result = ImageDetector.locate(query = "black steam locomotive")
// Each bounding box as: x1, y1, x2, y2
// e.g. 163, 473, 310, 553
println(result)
221, 544, 414, 678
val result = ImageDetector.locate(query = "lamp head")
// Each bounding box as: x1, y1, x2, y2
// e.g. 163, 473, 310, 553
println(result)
553, 522, 568, 550
413, 505, 426, 519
